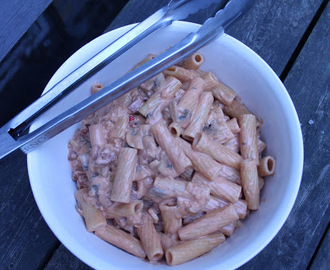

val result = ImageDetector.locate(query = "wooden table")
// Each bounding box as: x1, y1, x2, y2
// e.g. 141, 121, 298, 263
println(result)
0, 0, 329, 269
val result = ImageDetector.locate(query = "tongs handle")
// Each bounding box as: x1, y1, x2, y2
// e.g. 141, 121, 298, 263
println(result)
6, 4, 172, 137
0, 0, 253, 159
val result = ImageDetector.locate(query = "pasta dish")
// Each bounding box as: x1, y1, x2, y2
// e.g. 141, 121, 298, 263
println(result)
68, 52, 275, 265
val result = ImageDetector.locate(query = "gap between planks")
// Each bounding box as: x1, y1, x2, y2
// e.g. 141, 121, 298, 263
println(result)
279, 0, 329, 82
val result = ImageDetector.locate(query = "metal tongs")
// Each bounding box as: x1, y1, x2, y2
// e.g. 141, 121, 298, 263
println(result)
0, 0, 253, 159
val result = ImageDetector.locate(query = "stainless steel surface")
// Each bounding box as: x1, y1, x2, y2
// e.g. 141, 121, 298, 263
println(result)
0, 0, 253, 159
4, 0, 222, 136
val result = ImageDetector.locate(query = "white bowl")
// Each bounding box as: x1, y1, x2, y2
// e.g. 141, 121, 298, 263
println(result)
27, 21, 303, 269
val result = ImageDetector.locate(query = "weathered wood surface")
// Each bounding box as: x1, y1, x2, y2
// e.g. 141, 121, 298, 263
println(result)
0, 0, 53, 62
0, 0, 329, 269
0, 151, 59, 270
241, 1, 330, 268
310, 226, 330, 270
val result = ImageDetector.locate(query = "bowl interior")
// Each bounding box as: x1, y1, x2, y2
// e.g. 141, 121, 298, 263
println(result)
27, 21, 303, 270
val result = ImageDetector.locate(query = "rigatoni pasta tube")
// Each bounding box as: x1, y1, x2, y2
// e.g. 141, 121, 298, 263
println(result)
138, 92, 162, 117
139, 76, 181, 117
191, 172, 241, 203
133, 53, 156, 69
211, 82, 237, 106
95, 225, 146, 258
219, 222, 235, 237
176, 77, 205, 127
204, 196, 247, 219
160, 76, 183, 99
224, 100, 263, 128
202, 72, 219, 92
91, 82, 104, 94
163, 65, 199, 82
226, 118, 240, 133
89, 124, 107, 147
151, 122, 191, 174
137, 214, 164, 261
165, 233, 226, 266
241, 159, 260, 210
210, 107, 235, 143
111, 147, 137, 203
153, 176, 189, 199
258, 156, 276, 176
239, 114, 259, 163
178, 204, 239, 241
193, 132, 243, 169
159, 202, 182, 235
169, 122, 183, 136
75, 188, 106, 232
182, 91, 214, 141
105, 200, 143, 218
178, 138, 223, 181
182, 52, 204, 70
111, 107, 129, 139
223, 135, 240, 153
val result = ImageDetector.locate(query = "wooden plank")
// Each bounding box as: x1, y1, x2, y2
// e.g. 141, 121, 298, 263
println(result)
44, 245, 90, 270
310, 226, 330, 270
240, 2, 330, 269
44, 0, 327, 269
0, 151, 59, 269
226, 0, 325, 76
0, 0, 53, 62
105, 0, 227, 31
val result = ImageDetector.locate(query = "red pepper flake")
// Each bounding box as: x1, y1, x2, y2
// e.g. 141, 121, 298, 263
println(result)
129, 115, 135, 122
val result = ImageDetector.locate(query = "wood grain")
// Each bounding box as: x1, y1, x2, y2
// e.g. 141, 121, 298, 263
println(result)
0, 151, 58, 269
0, 0, 53, 62
226, 0, 325, 76
310, 226, 330, 270
44, 245, 90, 270
240, 2, 330, 269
